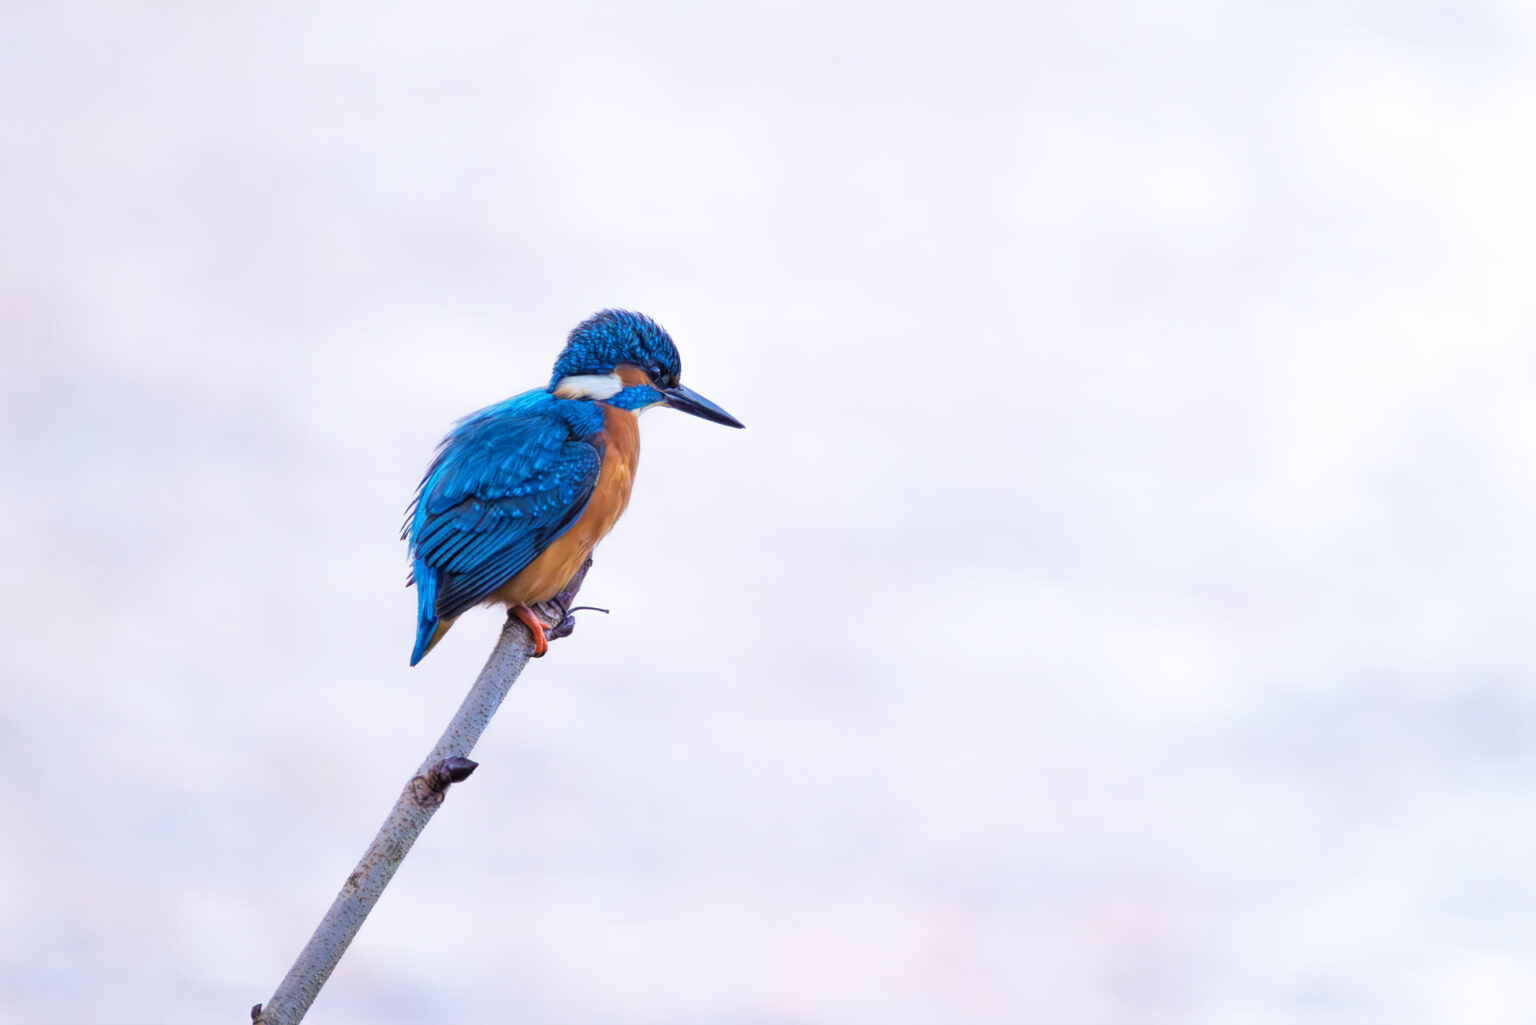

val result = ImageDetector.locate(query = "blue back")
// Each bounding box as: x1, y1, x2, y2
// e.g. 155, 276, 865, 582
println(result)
404, 389, 606, 664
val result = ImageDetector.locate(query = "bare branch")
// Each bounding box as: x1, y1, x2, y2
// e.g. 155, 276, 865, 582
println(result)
254, 559, 594, 1024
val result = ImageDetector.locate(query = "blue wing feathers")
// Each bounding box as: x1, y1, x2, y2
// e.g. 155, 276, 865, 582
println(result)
405, 391, 604, 663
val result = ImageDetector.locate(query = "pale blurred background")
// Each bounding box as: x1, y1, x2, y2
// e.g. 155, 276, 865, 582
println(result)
3, 3, 1535, 1023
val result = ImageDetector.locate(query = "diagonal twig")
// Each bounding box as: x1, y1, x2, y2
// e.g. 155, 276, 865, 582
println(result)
253, 558, 595, 1025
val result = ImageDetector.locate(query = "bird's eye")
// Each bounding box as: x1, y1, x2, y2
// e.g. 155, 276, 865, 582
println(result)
648, 364, 663, 379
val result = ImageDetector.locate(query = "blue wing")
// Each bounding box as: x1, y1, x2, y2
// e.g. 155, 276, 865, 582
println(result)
404, 391, 605, 664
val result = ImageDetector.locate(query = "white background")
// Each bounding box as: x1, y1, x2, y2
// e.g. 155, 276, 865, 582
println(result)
2, 3, 1535, 1022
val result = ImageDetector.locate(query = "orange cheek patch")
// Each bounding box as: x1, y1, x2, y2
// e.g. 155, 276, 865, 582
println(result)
614, 363, 652, 387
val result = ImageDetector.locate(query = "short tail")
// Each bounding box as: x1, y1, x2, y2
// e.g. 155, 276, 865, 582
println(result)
410, 616, 453, 666
409, 562, 447, 666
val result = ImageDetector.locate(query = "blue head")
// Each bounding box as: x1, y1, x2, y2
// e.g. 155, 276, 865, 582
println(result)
551, 309, 680, 387
549, 309, 743, 427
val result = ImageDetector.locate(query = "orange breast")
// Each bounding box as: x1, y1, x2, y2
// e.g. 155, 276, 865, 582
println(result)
492, 403, 641, 608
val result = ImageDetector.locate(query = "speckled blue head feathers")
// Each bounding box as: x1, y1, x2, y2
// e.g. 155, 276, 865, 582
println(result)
550, 309, 682, 387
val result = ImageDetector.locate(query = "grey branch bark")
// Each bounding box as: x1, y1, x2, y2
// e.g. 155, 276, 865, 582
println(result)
253, 559, 594, 1025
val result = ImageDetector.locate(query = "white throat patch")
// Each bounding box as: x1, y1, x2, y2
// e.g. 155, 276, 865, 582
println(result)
553, 372, 624, 400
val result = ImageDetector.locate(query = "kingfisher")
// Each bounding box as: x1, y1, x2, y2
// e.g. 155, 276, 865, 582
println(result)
403, 309, 744, 665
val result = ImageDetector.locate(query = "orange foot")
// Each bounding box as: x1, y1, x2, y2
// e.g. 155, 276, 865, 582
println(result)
511, 603, 550, 657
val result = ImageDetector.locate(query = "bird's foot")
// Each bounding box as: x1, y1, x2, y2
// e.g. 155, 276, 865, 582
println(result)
513, 556, 609, 653
544, 555, 604, 642
545, 598, 610, 641
510, 603, 550, 657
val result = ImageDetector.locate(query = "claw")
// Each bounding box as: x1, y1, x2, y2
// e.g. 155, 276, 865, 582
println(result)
507, 559, 601, 654
510, 603, 549, 657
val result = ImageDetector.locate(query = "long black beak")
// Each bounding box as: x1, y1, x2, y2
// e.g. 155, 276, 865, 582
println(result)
662, 384, 745, 428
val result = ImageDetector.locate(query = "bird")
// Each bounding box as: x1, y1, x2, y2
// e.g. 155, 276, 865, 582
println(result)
403, 309, 744, 665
